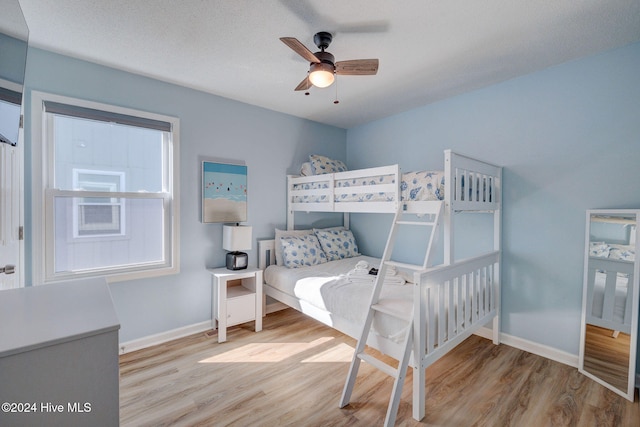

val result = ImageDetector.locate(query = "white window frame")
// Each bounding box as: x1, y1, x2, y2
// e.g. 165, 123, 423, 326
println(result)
31, 91, 180, 284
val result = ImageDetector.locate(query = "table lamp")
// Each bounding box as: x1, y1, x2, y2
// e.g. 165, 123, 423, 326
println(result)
223, 224, 252, 270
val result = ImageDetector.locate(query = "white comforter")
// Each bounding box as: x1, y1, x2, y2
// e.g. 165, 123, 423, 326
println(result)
264, 256, 414, 341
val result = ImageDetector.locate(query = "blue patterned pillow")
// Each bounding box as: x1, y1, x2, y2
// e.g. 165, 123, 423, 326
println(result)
400, 171, 445, 201
309, 154, 348, 175
280, 234, 327, 268
314, 228, 359, 261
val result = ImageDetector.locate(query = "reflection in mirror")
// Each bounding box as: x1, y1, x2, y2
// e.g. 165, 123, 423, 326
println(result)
0, 0, 29, 146
580, 210, 639, 401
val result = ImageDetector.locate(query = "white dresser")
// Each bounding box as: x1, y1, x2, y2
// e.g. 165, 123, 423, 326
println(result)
0, 279, 120, 426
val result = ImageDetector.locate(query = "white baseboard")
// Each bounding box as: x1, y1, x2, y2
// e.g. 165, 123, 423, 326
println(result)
119, 314, 580, 369
119, 304, 286, 355
474, 326, 495, 341
476, 326, 578, 368
119, 320, 212, 355
119, 303, 287, 355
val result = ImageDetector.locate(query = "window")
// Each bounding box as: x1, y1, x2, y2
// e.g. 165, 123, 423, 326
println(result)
72, 169, 125, 237
0, 86, 22, 145
32, 92, 180, 283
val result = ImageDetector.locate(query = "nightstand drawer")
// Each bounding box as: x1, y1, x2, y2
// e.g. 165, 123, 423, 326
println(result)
226, 293, 256, 326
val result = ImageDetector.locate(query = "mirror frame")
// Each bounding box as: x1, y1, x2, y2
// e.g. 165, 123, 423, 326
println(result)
579, 209, 640, 401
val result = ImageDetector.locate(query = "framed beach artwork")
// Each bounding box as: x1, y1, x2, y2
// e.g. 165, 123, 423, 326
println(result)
202, 160, 247, 223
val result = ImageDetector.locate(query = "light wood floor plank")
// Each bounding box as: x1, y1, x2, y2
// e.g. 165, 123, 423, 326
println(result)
120, 308, 640, 426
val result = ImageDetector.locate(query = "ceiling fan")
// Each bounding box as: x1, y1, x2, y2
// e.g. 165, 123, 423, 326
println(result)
280, 31, 379, 92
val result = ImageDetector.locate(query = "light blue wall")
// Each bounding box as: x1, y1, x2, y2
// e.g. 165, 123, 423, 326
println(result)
22, 41, 640, 364
346, 41, 640, 356
23, 48, 346, 342
0, 32, 28, 84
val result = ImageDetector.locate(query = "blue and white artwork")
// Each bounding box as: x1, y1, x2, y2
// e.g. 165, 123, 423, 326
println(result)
202, 161, 247, 223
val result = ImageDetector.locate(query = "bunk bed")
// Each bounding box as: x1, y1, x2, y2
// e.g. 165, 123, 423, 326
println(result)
258, 150, 502, 422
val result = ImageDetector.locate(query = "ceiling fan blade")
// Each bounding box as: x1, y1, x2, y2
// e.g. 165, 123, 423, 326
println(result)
294, 76, 312, 91
335, 59, 379, 75
280, 37, 320, 63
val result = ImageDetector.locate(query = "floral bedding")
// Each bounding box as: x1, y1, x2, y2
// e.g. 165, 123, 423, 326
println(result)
589, 242, 635, 261
292, 170, 445, 204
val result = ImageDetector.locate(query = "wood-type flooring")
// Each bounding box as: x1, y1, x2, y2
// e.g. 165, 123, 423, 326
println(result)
120, 308, 639, 426
583, 324, 632, 393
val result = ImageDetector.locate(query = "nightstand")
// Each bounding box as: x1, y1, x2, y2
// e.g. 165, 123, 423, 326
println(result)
208, 266, 263, 343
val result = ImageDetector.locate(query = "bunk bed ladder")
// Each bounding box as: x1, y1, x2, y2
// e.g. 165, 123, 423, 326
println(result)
339, 202, 443, 427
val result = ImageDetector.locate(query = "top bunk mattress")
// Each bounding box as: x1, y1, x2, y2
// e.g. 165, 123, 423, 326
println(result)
292, 170, 445, 204
590, 242, 635, 262
290, 151, 501, 213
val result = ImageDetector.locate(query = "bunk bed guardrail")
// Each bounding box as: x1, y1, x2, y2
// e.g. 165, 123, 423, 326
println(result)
585, 257, 634, 334
407, 249, 500, 421
288, 164, 401, 215
287, 150, 501, 220
445, 150, 501, 212
414, 250, 500, 364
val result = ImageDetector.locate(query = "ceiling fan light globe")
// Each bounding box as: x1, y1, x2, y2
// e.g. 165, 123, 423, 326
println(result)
310, 70, 334, 88
309, 63, 335, 88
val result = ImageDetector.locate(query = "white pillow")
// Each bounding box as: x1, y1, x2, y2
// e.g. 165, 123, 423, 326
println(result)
309, 154, 347, 175
314, 227, 360, 261
280, 234, 327, 268
274, 228, 314, 266
300, 162, 313, 176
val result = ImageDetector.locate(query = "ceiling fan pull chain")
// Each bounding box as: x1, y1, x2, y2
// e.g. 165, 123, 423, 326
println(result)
334, 74, 339, 104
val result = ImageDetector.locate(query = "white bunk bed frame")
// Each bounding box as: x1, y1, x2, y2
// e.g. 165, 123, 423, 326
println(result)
258, 150, 502, 422
584, 257, 635, 335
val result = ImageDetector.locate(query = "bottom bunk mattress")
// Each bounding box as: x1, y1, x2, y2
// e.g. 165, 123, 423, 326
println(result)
264, 256, 414, 342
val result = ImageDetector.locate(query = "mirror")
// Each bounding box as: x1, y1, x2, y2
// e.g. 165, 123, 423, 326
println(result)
0, 0, 29, 146
579, 209, 639, 401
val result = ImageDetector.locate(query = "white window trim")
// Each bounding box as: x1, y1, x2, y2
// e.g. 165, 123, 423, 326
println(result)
31, 91, 180, 284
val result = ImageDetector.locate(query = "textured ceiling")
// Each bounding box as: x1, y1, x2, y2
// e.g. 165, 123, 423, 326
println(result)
17, 0, 640, 129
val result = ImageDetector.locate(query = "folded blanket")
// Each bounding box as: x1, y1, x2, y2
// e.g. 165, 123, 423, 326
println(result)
346, 261, 406, 285
346, 261, 375, 284
384, 275, 406, 286
347, 276, 376, 284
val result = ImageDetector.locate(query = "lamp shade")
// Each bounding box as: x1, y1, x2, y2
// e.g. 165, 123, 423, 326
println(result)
222, 225, 252, 252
